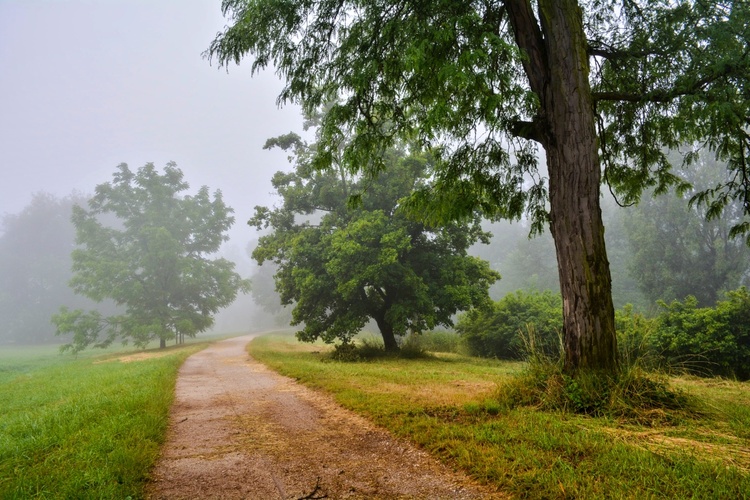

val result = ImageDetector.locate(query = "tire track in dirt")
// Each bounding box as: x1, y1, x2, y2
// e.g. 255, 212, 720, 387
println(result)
146, 334, 505, 499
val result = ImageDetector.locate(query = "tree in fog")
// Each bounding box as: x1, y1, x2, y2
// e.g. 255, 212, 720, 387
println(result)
471, 210, 645, 309
251, 125, 499, 352
209, 0, 750, 373
53, 163, 250, 352
470, 220, 559, 298
624, 153, 750, 306
0, 193, 100, 344
246, 241, 293, 326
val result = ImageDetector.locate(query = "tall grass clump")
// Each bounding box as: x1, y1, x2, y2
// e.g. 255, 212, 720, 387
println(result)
497, 324, 696, 423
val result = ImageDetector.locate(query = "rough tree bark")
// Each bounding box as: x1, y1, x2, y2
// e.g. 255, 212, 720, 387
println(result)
508, 0, 618, 372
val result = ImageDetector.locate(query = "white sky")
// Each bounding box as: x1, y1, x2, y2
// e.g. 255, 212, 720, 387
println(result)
0, 0, 301, 244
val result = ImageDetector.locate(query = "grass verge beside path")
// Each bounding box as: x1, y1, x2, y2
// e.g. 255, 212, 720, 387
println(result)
249, 333, 750, 499
0, 341, 209, 499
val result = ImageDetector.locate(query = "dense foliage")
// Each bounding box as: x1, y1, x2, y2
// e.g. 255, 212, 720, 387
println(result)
456, 290, 563, 360
208, 0, 750, 373
53, 163, 249, 352
251, 125, 499, 352
654, 288, 750, 380
456, 285, 750, 381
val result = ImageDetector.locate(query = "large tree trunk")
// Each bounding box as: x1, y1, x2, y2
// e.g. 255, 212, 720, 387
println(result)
373, 314, 400, 353
541, 0, 618, 372
508, 0, 618, 373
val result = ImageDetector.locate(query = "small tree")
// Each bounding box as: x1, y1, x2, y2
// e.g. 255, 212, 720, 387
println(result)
252, 129, 500, 352
53, 163, 250, 352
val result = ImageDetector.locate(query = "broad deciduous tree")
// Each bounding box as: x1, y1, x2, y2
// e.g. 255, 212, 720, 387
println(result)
53, 163, 250, 352
208, 0, 749, 373
251, 129, 499, 352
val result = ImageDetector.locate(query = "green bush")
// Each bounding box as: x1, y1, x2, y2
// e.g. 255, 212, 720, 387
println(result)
653, 287, 750, 379
456, 290, 563, 359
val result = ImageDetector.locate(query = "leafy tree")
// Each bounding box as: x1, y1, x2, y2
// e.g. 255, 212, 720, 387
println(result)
208, 0, 749, 373
53, 163, 249, 352
251, 130, 500, 352
624, 153, 750, 306
0, 192, 114, 344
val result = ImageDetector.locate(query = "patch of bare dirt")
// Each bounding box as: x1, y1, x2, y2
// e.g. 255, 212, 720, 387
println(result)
146, 335, 505, 499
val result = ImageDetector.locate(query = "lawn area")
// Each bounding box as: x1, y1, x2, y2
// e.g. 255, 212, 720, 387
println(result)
249, 333, 750, 499
0, 340, 211, 499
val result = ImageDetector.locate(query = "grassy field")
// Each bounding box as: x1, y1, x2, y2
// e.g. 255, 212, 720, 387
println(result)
0, 339, 215, 499
249, 333, 750, 499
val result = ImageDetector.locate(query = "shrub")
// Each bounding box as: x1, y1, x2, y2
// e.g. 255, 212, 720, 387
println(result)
653, 287, 750, 379
456, 290, 563, 359
324, 334, 433, 361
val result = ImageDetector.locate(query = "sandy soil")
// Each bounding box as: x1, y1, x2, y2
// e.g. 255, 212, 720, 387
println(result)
145, 334, 505, 499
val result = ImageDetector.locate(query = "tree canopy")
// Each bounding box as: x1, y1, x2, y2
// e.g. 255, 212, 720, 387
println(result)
53, 163, 250, 352
251, 126, 500, 352
208, 0, 749, 372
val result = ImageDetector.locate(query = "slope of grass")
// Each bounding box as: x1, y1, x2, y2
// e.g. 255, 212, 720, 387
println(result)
249, 333, 750, 499
0, 342, 206, 499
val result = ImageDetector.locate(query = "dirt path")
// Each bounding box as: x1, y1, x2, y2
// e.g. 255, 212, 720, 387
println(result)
146, 334, 504, 499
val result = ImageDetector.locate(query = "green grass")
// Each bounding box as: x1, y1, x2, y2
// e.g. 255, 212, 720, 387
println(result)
249, 333, 750, 499
0, 341, 210, 499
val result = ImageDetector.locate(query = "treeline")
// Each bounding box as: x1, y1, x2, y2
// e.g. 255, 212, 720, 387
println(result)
0, 193, 119, 344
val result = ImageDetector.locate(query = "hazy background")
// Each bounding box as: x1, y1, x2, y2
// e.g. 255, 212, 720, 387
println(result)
0, 0, 300, 244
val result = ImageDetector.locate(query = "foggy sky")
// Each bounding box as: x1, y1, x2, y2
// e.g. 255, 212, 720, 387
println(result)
0, 1, 300, 244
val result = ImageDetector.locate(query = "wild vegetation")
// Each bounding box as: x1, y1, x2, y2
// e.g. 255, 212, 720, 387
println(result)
249, 333, 750, 498
0, 341, 207, 498
455, 286, 750, 381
